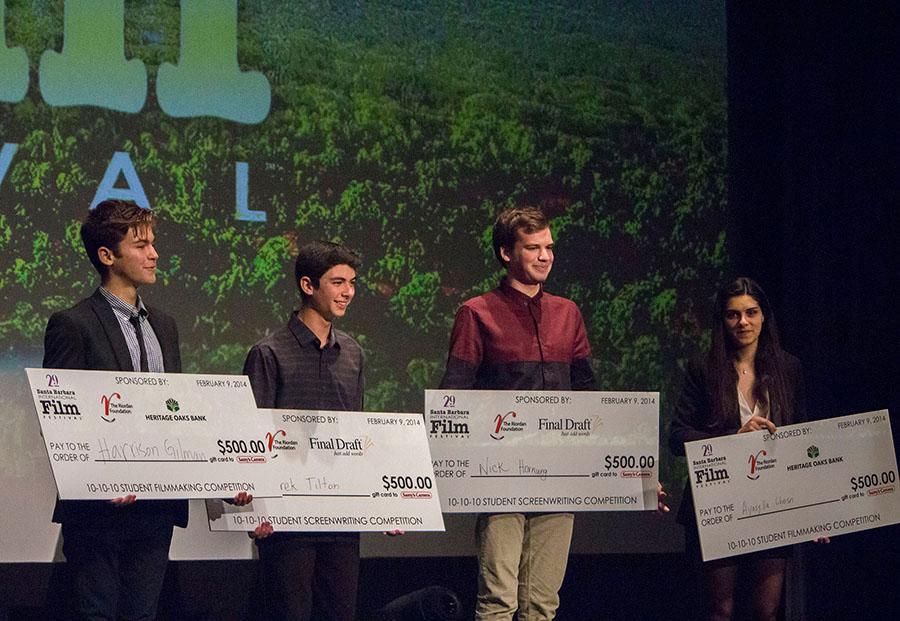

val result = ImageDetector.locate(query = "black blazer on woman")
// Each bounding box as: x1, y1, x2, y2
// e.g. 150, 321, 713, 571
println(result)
42, 288, 188, 528
668, 351, 807, 524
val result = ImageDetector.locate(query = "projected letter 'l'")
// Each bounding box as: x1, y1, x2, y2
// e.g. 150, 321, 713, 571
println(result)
38, 0, 146, 112
157, 1, 271, 124
0, 2, 28, 102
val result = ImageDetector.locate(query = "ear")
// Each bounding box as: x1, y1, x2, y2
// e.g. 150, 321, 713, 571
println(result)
298, 275, 316, 296
97, 246, 116, 267
499, 245, 512, 264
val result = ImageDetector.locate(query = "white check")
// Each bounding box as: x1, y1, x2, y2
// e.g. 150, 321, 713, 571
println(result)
425, 390, 659, 512
27, 368, 284, 500
685, 410, 899, 561
207, 409, 445, 532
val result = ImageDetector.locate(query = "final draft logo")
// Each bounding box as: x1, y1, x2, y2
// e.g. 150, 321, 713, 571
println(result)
491, 411, 525, 440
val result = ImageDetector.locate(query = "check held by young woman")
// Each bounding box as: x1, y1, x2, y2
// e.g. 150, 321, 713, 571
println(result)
685, 409, 899, 561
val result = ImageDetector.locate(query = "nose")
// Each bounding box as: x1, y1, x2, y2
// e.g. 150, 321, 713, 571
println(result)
147, 244, 159, 260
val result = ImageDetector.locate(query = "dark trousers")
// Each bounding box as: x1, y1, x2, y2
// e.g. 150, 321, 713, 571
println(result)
61, 519, 174, 621
257, 535, 360, 621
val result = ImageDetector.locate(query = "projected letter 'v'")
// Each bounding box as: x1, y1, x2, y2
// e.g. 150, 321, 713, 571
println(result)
0, 3, 28, 102
157, 0, 270, 124
38, 0, 146, 112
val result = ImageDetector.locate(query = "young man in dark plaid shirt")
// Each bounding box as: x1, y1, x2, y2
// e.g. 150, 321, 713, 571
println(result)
243, 240, 364, 621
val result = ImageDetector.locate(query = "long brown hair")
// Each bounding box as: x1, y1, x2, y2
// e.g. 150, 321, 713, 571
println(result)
706, 277, 795, 426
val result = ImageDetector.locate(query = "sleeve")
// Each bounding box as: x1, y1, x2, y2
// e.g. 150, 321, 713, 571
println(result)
668, 358, 717, 455
570, 307, 597, 391
357, 346, 366, 411
43, 312, 87, 369
168, 318, 182, 374
790, 357, 808, 424
438, 305, 482, 389
242, 344, 279, 409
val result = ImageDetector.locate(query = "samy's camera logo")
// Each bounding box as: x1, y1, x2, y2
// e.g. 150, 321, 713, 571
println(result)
491, 411, 526, 440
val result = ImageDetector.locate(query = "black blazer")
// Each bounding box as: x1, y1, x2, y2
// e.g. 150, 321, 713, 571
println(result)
668, 351, 807, 524
42, 289, 188, 528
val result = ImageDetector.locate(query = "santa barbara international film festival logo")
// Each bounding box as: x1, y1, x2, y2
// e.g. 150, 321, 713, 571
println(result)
491, 411, 526, 441
691, 443, 731, 487
36, 373, 81, 418
428, 394, 471, 438
747, 449, 777, 480
100, 392, 134, 423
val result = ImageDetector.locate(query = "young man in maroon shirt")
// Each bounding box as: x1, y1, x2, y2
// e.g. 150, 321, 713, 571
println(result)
440, 206, 595, 620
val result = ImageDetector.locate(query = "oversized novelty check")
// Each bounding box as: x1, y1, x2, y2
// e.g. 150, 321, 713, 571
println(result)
685, 410, 899, 561
26, 368, 284, 500
425, 390, 659, 513
207, 409, 445, 532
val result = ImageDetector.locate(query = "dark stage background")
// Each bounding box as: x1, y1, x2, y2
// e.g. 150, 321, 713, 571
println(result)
727, 2, 898, 620
1, 1, 897, 619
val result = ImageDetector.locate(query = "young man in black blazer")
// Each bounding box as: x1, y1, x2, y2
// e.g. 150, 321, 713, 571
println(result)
42, 199, 185, 620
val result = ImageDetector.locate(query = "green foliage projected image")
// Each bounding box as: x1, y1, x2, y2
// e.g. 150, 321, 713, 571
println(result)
0, 1, 727, 482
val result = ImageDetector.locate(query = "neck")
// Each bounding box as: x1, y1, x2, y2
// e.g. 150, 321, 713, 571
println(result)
733, 342, 758, 365
298, 306, 332, 347
102, 278, 138, 307
506, 276, 541, 298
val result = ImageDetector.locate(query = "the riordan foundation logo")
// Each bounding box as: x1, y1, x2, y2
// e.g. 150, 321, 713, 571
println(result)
100, 392, 133, 423
490, 411, 526, 440
265, 429, 298, 457
747, 449, 777, 480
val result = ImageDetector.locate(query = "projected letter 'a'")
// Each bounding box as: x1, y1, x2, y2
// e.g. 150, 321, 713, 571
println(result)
38, 0, 146, 112
157, 0, 271, 124
0, 3, 28, 102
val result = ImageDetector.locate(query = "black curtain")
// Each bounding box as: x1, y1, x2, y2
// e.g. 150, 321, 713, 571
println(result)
728, 2, 898, 618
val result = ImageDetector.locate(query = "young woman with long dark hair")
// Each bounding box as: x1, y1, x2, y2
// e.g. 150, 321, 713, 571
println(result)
669, 277, 808, 621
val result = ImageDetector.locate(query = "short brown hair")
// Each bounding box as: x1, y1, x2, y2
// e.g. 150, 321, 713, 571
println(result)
81, 200, 156, 276
491, 206, 549, 267
295, 240, 362, 301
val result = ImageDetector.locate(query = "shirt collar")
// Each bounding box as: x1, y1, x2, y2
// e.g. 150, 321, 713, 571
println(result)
498, 277, 543, 305
99, 286, 147, 319
289, 312, 338, 350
